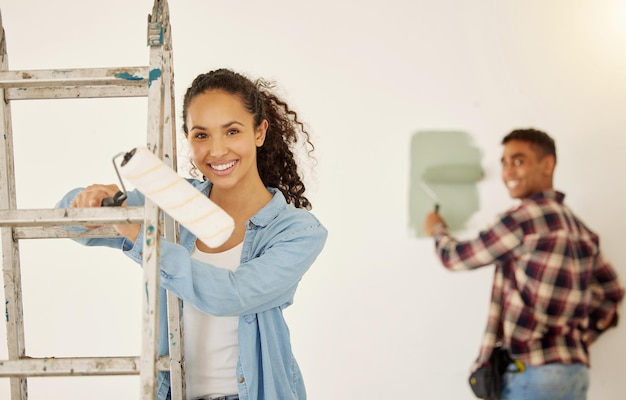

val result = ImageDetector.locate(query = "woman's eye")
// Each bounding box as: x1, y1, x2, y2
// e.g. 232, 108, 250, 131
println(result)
194, 132, 207, 139
227, 129, 239, 135
513, 159, 522, 166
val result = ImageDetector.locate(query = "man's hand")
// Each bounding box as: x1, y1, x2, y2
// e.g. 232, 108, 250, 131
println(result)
597, 308, 618, 331
423, 211, 446, 237
583, 309, 618, 346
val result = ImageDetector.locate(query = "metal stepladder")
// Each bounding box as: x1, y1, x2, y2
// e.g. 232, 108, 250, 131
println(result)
0, 1, 186, 399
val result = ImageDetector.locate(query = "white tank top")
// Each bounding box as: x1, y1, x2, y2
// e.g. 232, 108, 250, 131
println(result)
184, 242, 243, 398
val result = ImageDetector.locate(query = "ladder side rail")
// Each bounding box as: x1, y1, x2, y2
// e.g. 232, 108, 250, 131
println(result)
0, 16, 28, 399
144, 2, 189, 397
139, 1, 173, 397
166, 287, 185, 400
140, 201, 161, 400
160, 41, 186, 400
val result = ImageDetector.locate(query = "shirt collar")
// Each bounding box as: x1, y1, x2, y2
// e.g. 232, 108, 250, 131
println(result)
527, 189, 565, 203
201, 181, 287, 228
249, 188, 287, 227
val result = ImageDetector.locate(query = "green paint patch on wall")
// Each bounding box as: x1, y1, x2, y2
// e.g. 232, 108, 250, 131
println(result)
409, 131, 484, 238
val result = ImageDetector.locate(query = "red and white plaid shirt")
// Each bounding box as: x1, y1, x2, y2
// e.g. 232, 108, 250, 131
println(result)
434, 190, 624, 370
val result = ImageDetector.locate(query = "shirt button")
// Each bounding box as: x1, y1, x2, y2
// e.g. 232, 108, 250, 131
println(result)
238, 376, 245, 383
248, 221, 254, 228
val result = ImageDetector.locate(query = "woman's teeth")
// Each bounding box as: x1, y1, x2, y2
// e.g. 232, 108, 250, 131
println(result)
211, 161, 236, 171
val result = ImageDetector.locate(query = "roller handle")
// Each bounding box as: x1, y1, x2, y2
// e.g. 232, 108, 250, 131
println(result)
101, 191, 127, 207
101, 149, 135, 207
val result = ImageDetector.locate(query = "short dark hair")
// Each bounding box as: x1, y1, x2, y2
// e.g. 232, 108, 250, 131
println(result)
502, 128, 556, 161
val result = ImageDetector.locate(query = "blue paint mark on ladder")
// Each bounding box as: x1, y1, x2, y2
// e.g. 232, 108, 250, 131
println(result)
145, 281, 150, 305
115, 72, 143, 81
148, 69, 162, 88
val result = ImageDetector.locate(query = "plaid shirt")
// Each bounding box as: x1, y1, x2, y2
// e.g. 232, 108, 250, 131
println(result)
434, 190, 624, 370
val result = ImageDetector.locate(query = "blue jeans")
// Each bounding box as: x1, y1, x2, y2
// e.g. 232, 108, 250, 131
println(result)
501, 363, 589, 400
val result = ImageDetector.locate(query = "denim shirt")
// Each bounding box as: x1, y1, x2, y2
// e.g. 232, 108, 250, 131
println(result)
57, 180, 328, 400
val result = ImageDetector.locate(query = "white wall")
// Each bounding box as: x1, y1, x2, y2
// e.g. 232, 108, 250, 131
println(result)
1, 0, 625, 398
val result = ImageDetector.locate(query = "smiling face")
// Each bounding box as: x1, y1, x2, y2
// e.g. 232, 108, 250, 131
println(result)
501, 139, 555, 199
185, 89, 268, 192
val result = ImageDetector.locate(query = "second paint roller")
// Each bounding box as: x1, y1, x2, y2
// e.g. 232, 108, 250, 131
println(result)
109, 147, 235, 248
420, 163, 483, 212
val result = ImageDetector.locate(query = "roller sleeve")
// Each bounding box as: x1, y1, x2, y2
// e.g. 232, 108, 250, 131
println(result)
118, 147, 234, 248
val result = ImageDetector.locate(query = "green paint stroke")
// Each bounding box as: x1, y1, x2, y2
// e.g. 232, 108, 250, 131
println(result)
409, 130, 484, 238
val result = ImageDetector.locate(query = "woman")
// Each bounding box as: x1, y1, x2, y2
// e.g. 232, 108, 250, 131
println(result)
57, 68, 327, 400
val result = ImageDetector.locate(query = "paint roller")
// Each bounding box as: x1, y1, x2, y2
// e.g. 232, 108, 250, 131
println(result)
101, 147, 235, 248
420, 163, 483, 212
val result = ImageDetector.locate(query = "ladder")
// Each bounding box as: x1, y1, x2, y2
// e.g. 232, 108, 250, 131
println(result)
0, 1, 186, 399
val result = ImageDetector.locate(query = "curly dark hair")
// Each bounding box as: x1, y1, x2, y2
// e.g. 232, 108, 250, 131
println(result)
181, 68, 315, 210
502, 128, 557, 162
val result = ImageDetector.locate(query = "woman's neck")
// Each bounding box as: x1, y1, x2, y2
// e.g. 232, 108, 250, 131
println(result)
210, 181, 273, 221
198, 182, 272, 254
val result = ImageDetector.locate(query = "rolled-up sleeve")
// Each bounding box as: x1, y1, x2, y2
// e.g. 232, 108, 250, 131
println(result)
435, 213, 522, 271
587, 252, 624, 340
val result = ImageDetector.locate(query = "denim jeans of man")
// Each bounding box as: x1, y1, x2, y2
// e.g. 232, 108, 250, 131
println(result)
500, 363, 589, 400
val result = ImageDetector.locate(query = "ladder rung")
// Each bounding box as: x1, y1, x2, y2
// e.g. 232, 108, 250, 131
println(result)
14, 226, 122, 240
0, 67, 151, 100
157, 356, 171, 372
0, 67, 150, 88
6, 85, 149, 100
0, 207, 145, 228
0, 356, 171, 377
0, 356, 141, 377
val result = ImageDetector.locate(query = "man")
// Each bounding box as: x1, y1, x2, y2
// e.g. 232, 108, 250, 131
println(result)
424, 128, 624, 399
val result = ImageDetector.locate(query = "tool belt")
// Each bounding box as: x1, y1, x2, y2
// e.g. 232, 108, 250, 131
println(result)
468, 345, 525, 400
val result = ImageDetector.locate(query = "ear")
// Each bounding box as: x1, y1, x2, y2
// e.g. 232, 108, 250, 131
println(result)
542, 154, 556, 176
255, 119, 269, 147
